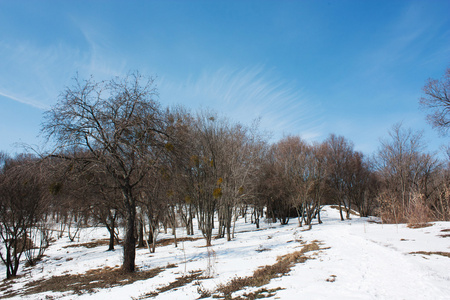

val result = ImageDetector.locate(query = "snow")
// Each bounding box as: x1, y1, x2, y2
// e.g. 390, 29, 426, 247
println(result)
1, 206, 449, 299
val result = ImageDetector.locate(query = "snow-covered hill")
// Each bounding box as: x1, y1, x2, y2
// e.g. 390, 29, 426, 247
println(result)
1, 206, 449, 299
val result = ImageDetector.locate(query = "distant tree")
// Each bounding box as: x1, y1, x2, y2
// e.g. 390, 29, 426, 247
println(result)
258, 153, 292, 225
260, 138, 299, 226
42, 72, 167, 272
215, 119, 263, 240
344, 151, 377, 218
324, 134, 355, 221
349, 155, 378, 217
308, 142, 329, 224
189, 112, 226, 246
272, 136, 312, 227
420, 66, 450, 135
375, 123, 439, 223
432, 167, 450, 221
0, 154, 46, 279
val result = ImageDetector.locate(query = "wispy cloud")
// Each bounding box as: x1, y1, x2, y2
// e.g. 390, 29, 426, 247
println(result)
0, 40, 81, 109
0, 16, 128, 112
160, 66, 324, 142
0, 90, 49, 110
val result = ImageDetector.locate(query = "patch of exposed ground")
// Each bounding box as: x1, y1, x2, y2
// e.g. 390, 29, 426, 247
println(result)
407, 223, 433, 229
62, 239, 112, 249
410, 251, 450, 258
135, 270, 204, 299
204, 240, 323, 299
0, 280, 14, 299
62, 237, 202, 250
154, 236, 202, 247
329, 205, 359, 216
1, 266, 164, 299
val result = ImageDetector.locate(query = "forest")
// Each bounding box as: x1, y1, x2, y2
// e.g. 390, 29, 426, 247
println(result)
0, 67, 449, 280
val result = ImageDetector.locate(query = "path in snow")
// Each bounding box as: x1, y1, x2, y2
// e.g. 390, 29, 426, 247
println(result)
270, 207, 450, 300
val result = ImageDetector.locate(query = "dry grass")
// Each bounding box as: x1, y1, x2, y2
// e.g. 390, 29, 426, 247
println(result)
329, 205, 360, 216
155, 236, 202, 247
407, 223, 433, 229
439, 228, 450, 237
228, 287, 284, 300
60, 237, 201, 250
5, 266, 164, 298
62, 239, 112, 249
0, 280, 14, 299
214, 241, 322, 299
410, 251, 450, 258
158, 270, 203, 293
136, 270, 204, 299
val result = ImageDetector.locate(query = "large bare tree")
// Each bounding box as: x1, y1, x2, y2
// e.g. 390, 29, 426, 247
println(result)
42, 72, 167, 272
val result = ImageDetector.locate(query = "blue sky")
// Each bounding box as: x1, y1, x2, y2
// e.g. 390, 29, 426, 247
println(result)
1, 0, 449, 157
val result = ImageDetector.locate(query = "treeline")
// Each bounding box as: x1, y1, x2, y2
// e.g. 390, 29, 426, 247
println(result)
1, 69, 449, 279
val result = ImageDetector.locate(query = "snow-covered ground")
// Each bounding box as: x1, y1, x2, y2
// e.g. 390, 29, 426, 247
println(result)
1, 206, 449, 299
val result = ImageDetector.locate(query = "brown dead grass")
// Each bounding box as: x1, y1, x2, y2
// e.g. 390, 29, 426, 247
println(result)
155, 236, 202, 247
62, 239, 112, 249
407, 223, 433, 229
15, 266, 164, 298
137, 270, 204, 299
0, 280, 14, 299
227, 287, 285, 300
214, 241, 322, 298
329, 205, 360, 217
60, 237, 201, 250
410, 251, 450, 258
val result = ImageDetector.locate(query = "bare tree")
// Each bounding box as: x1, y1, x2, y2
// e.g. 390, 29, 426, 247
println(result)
349, 155, 378, 217
0, 154, 45, 279
376, 123, 439, 223
432, 167, 450, 221
307, 142, 329, 225
272, 136, 311, 226
258, 152, 293, 225
42, 72, 167, 272
189, 112, 225, 246
325, 134, 355, 220
420, 66, 450, 135
260, 138, 302, 226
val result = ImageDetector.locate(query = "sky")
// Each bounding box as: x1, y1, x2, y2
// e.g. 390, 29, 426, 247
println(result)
0, 0, 449, 157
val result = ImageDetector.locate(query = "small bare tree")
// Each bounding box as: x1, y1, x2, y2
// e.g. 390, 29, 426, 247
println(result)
0, 154, 45, 279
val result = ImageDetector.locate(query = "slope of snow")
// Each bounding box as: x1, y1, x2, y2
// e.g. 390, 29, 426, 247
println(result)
0, 206, 449, 299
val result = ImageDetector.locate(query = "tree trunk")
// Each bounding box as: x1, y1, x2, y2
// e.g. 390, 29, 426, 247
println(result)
189, 205, 194, 235
138, 219, 145, 248
122, 187, 136, 273
338, 201, 344, 221
148, 226, 155, 253
106, 222, 115, 251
